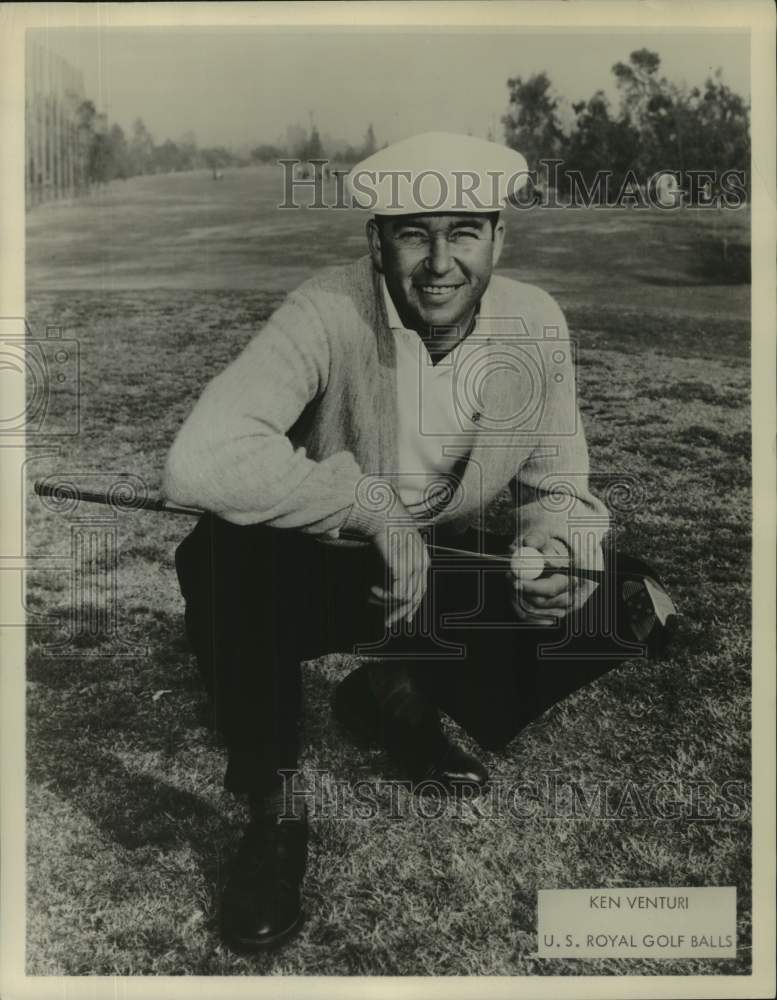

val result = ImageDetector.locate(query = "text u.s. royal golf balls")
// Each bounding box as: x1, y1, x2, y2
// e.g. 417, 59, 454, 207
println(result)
511, 546, 544, 583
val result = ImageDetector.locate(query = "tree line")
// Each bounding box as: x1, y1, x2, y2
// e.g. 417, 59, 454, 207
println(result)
250, 123, 381, 165
503, 49, 749, 193
73, 49, 748, 195
75, 104, 238, 185
75, 112, 383, 187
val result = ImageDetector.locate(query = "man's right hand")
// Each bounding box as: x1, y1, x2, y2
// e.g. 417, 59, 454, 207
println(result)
369, 516, 430, 626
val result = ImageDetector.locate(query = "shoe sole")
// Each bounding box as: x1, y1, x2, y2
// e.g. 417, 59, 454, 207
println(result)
223, 910, 305, 954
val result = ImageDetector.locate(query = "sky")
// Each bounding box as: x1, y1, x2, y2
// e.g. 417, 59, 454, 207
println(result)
31, 28, 750, 150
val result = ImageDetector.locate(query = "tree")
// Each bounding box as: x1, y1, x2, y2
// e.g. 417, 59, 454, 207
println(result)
153, 139, 185, 173
562, 91, 640, 191
301, 124, 324, 162
501, 49, 749, 203
331, 144, 361, 164
107, 124, 130, 179
285, 124, 307, 157
502, 72, 563, 169
611, 51, 749, 179
200, 146, 234, 170
73, 103, 130, 188
362, 123, 377, 157
176, 131, 198, 171
676, 70, 750, 176
251, 143, 284, 163
74, 100, 98, 192
611, 49, 677, 175
86, 113, 115, 185
612, 48, 664, 123
129, 118, 155, 175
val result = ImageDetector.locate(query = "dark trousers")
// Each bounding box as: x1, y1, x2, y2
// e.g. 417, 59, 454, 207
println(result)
175, 514, 654, 796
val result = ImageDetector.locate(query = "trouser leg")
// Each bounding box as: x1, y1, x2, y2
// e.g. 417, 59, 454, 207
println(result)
175, 515, 304, 795
401, 529, 658, 751
175, 515, 661, 780
175, 515, 383, 795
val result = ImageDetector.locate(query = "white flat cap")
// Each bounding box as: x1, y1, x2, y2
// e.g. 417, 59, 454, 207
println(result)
345, 131, 529, 215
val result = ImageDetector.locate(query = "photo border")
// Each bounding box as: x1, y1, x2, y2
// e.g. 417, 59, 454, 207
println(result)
1, 2, 774, 998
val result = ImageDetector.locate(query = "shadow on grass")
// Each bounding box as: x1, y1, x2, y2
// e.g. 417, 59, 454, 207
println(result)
627, 237, 750, 288
690, 240, 750, 285
25, 598, 755, 975
26, 609, 238, 930
26, 605, 351, 952
565, 306, 749, 362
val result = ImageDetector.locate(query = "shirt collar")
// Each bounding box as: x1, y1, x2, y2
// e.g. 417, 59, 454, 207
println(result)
381, 277, 405, 330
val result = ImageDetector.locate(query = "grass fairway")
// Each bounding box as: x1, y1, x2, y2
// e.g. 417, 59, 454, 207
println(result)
24, 170, 751, 976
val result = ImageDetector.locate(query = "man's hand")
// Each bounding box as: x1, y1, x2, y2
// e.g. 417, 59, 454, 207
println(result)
370, 517, 430, 626
510, 531, 598, 625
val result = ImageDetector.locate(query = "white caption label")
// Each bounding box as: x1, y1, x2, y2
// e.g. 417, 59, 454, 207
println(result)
537, 887, 736, 958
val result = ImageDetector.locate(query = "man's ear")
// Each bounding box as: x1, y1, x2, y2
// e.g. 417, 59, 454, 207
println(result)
367, 217, 384, 273
491, 219, 506, 268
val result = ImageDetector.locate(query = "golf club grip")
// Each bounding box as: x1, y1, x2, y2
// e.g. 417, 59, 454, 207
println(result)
32, 479, 607, 582
33, 479, 203, 517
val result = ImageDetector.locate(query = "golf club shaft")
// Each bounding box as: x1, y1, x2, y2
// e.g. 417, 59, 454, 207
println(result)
34, 479, 203, 517
33, 479, 605, 582
426, 542, 606, 583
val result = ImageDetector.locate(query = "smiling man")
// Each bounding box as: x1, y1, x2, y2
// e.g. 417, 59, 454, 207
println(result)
163, 132, 660, 954
369, 211, 502, 359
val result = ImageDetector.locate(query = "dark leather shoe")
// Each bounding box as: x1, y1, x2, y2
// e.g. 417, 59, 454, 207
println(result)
220, 812, 308, 953
416, 738, 490, 793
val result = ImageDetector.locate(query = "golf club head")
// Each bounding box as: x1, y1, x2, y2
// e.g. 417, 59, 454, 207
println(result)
619, 571, 683, 658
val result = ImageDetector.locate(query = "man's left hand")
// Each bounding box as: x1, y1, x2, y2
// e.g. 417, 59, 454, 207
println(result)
510, 531, 598, 625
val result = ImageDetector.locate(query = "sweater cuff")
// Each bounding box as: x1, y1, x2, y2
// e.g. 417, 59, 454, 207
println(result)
339, 501, 391, 540
335, 473, 407, 539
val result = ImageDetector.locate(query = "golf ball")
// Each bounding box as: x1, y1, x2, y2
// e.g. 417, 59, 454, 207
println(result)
510, 546, 544, 583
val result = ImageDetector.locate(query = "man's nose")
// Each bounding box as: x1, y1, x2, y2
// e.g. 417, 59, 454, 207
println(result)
426, 235, 453, 276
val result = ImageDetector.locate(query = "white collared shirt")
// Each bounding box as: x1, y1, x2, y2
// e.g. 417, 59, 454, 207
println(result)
382, 278, 481, 517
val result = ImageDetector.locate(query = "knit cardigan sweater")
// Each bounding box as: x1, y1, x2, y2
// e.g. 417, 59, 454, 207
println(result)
163, 255, 609, 551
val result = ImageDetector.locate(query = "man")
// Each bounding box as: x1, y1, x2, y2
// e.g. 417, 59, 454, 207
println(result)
163, 133, 664, 953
